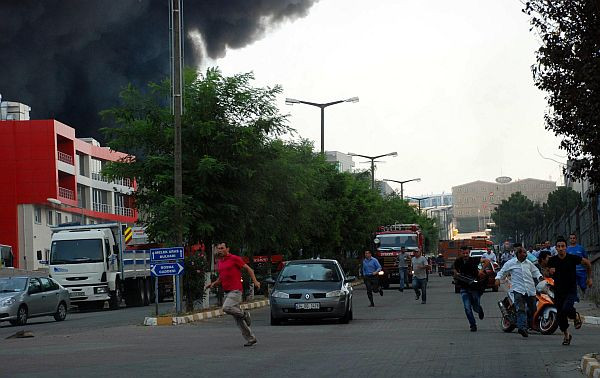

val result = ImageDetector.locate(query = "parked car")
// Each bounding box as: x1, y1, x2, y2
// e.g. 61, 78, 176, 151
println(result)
0, 276, 70, 326
266, 259, 355, 325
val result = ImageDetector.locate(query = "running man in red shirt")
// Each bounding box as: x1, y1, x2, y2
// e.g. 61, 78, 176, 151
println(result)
205, 242, 261, 346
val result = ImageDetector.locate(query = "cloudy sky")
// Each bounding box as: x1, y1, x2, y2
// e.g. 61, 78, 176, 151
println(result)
208, 0, 563, 197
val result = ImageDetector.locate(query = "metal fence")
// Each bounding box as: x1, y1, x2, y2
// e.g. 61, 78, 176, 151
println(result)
524, 195, 600, 302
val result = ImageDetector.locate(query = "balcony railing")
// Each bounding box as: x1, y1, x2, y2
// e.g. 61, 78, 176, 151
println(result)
57, 151, 74, 165
92, 202, 112, 213
91, 173, 132, 188
115, 206, 134, 217
58, 187, 75, 200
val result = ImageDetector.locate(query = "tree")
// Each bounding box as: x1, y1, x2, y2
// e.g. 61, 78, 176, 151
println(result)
544, 186, 582, 221
524, 1, 600, 190
492, 192, 543, 243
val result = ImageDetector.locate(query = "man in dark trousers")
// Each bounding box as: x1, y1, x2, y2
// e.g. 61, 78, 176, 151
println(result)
205, 242, 262, 347
454, 246, 485, 332
548, 236, 593, 345
362, 250, 383, 307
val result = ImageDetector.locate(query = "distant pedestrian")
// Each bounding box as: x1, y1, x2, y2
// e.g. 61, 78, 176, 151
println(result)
436, 254, 445, 277
205, 242, 261, 347
548, 236, 593, 345
482, 249, 496, 263
397, 248, 408, 292
567, 233, 588, 297
362, 250, 383, 307
495, 246, 543, 338
454, 246, 485, 332
412, 249, 430, 304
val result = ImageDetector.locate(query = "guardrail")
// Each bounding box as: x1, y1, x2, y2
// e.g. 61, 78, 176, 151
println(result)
58, 187, 75, 200
57, 151, 74, 165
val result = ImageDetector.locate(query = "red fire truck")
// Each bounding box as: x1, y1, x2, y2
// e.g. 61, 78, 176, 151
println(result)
373, 224, 424, 289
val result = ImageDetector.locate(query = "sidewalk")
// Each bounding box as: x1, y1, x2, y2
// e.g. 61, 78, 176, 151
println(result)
578, 296, 600, 325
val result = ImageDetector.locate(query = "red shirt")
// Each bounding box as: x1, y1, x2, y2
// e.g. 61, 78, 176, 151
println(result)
217, 253, 245, 291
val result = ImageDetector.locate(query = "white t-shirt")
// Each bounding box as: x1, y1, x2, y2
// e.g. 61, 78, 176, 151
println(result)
411, 256, 428, 279
482, 251, 496, 262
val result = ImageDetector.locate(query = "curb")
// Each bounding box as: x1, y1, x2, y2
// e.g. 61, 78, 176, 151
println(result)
581, 353, 600, 378
144, 299, 270, 326
583, 316, 600, 326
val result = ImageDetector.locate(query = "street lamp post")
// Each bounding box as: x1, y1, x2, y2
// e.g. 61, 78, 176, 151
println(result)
347, 151, 398, 189
383, 178, 421, 201
286, 96, 359, 154
406, 196, 433, 214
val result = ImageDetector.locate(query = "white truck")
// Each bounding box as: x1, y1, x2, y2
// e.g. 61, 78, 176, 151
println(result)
48, 223, 153, 309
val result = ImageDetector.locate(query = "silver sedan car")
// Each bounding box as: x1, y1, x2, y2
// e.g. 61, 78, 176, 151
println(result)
0, 276, 70, 326
267, 259, 355, 325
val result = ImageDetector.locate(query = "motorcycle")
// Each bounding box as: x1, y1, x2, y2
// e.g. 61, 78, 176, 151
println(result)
497, 277, 558, 334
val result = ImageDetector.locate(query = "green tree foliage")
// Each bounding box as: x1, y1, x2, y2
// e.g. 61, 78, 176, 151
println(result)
492, 192, 543, 243
101, 68, 437, 260
524, 1, 600, 189
544, 186, 582, 221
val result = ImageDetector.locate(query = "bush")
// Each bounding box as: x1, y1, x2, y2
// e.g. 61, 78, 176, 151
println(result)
183, 251, 208, 312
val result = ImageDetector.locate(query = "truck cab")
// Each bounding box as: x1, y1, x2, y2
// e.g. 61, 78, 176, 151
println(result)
50, 227, 118, 308
373, 224, 424, 289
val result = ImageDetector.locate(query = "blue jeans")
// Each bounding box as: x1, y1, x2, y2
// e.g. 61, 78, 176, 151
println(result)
460, 289, 482, 327
513, 292, 535, 331
413, 277, 427, 302
399, 267, 407, 289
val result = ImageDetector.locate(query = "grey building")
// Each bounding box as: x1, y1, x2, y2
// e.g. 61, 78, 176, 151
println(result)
325, 151, 355, 173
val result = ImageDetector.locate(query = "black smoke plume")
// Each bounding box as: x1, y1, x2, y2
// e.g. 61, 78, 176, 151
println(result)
0, 0, 318, 139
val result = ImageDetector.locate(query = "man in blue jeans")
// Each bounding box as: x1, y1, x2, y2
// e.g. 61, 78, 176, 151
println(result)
454, 246, 485, 332
567, 233, 588, 298
397, 248, 408, 292
494, 245, 543, 337
411, 249, 430, 304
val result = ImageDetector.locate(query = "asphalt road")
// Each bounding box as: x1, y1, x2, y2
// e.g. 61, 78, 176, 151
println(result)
1, 275, 598, 378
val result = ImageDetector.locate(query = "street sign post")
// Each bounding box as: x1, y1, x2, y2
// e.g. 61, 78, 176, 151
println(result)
150, 246, 184, 316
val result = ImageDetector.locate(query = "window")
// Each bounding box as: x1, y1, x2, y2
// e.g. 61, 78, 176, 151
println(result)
28, 278, 42, 294
34, 207, 41, 224
39, 277, 53, 292
56, 212, 62, 225
47, 210, 54, 226
78, 153, 86, 176
37, 250, 42, 260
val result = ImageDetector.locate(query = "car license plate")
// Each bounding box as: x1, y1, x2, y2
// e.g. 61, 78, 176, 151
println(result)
70, 291, 85, 297
295, 302, 320, 310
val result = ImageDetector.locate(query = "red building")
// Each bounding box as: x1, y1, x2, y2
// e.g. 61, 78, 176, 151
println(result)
0, 113, 137, 270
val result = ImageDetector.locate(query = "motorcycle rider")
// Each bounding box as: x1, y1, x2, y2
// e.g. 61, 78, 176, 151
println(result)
495, 245, 543, 338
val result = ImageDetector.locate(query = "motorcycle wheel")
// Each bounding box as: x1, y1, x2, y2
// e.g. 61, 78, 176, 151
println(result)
539, 310, 559, 335
501, 315, 516, 333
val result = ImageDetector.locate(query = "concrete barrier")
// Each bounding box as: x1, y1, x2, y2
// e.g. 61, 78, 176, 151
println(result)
581, 353, 600, 378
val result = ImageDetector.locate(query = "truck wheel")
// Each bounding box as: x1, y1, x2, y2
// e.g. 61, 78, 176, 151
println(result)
149, 277, 156, 303
136, 278, 145, 307
109, 280, 122, 310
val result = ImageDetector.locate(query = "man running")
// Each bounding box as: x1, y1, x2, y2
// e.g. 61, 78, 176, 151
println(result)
205, 242, 261, 347
362, 250, 383, 307
567, 233, 588, 297
454, 246, 485, 332
548, 236, 593, 345
397, 248, 408, 292
412, 249, 430, 304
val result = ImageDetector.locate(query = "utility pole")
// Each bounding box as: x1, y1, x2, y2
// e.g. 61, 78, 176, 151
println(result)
171, 0, 183, 314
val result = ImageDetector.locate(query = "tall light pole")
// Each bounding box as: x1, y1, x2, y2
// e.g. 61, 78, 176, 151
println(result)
286, 96, 359, 154
383, 178, 421, 201
406, 196, 433, 214
348, 151, 398, 189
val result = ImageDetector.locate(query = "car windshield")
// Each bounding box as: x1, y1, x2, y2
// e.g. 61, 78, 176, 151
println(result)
50, 239, 104, 264
377, 234, 418, 250
278, 263, 341, 282
0, 277, 27, 292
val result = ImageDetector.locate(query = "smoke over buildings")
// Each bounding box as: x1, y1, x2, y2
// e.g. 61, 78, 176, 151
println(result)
0, 0, 318, 139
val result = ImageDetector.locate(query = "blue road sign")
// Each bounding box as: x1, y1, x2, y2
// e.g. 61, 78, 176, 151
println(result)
151, 262, 184, 277
150, 247, 184, 262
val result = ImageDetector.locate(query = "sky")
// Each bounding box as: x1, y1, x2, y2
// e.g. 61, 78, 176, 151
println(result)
203, 0, 565, 198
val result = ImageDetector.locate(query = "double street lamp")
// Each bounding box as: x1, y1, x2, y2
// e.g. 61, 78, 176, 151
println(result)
383, 178, 421, 201
286, 96, 359, 154
406, 196, 432, 214
347, 151, 398, 190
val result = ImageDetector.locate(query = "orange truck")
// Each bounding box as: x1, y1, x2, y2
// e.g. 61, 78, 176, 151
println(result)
373, 224, 424, 289
438, 237, 492, 276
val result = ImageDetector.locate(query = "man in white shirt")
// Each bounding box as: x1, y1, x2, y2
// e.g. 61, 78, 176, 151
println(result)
482, 249, 496, 263
495, 245, 543, 338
